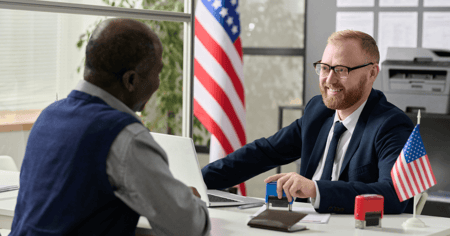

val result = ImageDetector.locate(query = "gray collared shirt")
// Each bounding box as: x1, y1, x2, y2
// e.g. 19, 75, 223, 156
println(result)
74, 80, 210, 236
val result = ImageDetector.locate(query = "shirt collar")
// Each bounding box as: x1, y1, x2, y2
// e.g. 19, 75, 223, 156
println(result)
74, 80, 141, 121
333, 100, 368, 135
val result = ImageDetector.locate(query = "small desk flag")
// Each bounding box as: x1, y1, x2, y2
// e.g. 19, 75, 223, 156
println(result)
391, 124, 436, 202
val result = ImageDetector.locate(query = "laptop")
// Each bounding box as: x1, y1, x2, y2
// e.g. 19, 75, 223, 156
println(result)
150, 132, 265, 207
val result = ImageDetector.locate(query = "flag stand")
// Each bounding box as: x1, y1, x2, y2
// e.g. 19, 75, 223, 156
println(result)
402, 192, 428, 228
402, 110, 427, 229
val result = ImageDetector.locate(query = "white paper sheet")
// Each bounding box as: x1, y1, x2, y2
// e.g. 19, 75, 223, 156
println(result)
422, 12, 450, 50
0, 185, 19, 193
378, 12, 418, 65
379, 0, 419, 7
250, 206, 331, 224
336, 12, 374, 36
337, 0, 375, 7
424, 0, 450, 7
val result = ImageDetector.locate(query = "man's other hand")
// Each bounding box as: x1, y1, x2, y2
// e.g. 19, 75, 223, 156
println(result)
190, 187, 201, 198
264, 172, 316, 202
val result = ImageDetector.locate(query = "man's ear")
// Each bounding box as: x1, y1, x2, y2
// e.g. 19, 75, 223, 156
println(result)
369, 64, 379, 82
122, 71, 137, 92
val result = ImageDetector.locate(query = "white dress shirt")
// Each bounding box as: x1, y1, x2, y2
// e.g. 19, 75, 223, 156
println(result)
310, 100, 367, 209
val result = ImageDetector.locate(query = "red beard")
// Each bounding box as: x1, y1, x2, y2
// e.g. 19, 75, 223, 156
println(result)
320, 77, 366, 110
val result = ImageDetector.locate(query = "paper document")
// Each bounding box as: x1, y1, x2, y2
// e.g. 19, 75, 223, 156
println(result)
424, 0, 450, 7
0, 185, 19, 193
337, 0, 375, 7
378, 12, 418, 65
0, 170, 20, 193
422, 12, 450, 50
250, 206, 331, 224
336, 12, 374, 37
379, 0, 419, 7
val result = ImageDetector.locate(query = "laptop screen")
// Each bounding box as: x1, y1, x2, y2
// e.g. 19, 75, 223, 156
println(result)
149, 132, 210, 205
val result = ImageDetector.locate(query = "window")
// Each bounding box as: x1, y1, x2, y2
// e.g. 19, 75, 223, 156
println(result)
194, 0, 306, 198
240, 0, 305, 198
0, 0, 194, 168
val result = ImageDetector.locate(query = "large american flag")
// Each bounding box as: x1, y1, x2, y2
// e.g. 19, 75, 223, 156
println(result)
391, 125, 436, 202
193, 0, 247, 195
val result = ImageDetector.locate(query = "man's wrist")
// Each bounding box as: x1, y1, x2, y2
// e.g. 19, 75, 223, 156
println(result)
312, 180, 320, 209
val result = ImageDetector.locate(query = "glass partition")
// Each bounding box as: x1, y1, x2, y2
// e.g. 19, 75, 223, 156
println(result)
35, 0, 184, 12
240, 0, 304, 48
0, 5, 188, 168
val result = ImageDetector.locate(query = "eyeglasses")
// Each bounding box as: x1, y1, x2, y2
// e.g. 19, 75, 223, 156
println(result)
313, 60, 374, 79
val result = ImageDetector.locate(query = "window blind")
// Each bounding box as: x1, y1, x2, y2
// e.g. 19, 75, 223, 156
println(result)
0, 9, 59, 111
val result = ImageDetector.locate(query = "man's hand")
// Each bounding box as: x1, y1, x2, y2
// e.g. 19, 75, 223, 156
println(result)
264, 172, 316, 202
190, 187, 201, 198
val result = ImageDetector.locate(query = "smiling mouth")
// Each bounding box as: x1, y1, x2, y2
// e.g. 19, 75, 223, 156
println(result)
329, 88, 343, 92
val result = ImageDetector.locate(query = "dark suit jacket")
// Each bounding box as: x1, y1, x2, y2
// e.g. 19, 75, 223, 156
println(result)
202, 89, 414, 214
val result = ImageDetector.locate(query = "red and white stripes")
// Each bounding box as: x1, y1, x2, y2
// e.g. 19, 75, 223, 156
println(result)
193, 0, 246, 195
391, 152, 436, 202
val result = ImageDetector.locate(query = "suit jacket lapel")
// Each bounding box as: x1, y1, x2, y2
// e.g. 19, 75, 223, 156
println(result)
304, 116, 334, 179
339, 89, 378, 178
339, 119, 365, 178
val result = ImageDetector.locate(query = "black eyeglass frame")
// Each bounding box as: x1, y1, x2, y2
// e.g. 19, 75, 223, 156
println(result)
313, 60, 374, 77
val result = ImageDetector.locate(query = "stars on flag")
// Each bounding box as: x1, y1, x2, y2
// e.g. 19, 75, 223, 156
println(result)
202, 0, 240, 41
226, 16, 234, 26
231, 25, 238, 34
219, 7, 228, 18
212, 0, 221, 9
402, 126, 427, 163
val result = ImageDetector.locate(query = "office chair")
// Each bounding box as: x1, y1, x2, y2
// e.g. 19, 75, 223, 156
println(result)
0, 155, 18, 171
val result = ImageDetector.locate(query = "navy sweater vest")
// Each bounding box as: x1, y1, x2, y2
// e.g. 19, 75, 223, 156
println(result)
11, 90, 141, 236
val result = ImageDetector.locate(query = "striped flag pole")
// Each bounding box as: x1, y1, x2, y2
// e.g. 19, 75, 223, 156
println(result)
193, 0, 247, 195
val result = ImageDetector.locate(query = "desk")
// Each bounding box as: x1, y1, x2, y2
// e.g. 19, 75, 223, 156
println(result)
135, 202, 450, 236
2, 171, 450, 236
207, 207, 450, 236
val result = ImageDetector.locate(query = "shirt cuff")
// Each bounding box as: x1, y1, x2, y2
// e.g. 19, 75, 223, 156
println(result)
310, 180, 321, 209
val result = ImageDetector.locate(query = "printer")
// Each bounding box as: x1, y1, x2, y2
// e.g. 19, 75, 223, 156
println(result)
381, 47, 450, 114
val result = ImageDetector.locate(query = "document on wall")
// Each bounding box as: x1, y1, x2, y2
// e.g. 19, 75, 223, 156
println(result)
378, 12, 418, 66
424, 0, 450, 7
379, 0, 419, 7
337, 0, 375, 7
336, 12, 374, 37
423, 12, 450, 50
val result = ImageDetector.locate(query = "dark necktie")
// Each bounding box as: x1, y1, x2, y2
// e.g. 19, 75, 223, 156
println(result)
320, 121, 347, 180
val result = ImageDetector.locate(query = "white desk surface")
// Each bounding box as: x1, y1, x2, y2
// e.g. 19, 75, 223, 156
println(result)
2, 171, 450, 236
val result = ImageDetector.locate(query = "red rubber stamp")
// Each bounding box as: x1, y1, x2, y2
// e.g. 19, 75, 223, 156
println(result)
354, 194, 384, 229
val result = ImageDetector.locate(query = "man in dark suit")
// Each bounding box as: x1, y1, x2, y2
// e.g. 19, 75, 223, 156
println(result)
202, 30, 414, 214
